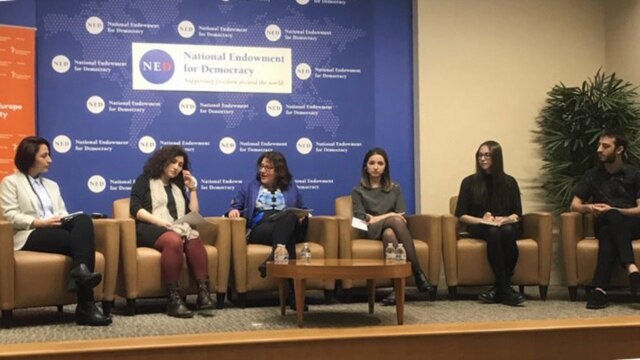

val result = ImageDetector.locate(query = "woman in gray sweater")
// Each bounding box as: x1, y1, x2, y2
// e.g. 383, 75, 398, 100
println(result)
351, 147, 433, 305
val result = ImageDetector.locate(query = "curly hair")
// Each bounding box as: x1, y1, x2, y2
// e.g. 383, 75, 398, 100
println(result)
143, 145, 191, 188
255, 151, 292, 190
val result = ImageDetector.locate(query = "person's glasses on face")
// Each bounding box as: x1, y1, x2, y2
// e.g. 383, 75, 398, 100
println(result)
477, 153, 491, 160
259, 164, 274, 172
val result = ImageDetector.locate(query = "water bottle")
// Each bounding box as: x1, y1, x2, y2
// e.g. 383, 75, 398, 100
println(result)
385, 243, 396, 264
300, 242, 311, 263
395, 244, 407, 264
274, 244, 289, 264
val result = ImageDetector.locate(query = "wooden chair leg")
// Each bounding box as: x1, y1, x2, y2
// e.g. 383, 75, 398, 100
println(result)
1, 310, 12, 328
216, 292, 225, 309
429, 286, 438, 301
125, 299, 136, 316
448, 286, 457, 300
539, 285, 548, 300
518, 285, 525, 295
568, 286, 578, 301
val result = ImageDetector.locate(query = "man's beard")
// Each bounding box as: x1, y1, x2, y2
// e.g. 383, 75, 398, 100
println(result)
599, 152, 616, 163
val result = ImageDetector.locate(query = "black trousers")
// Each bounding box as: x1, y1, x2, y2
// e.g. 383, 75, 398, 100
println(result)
592, 210, 640, 289
468, 223, 521, 294
22, 214, 96, 301
249, 211, 307, 261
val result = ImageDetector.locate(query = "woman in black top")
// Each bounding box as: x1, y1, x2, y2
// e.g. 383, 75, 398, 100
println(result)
455, 140, 525, 306
130, 145, 215, 318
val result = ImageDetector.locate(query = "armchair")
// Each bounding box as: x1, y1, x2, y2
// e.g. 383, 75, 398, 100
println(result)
335, 196, 441, 300
0, 216, 119, 327
442, 196, 552, 300
112, 198, 230, 313
229, 216, 338, 307
561, 212, 640, 300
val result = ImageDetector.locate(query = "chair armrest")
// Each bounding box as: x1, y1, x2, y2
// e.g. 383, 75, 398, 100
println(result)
0, 220, 15, 309
522, 212, 553, 285
306, 216, 339, 259
117, 218, 138, 299
203, 217, 231, 293
407, 214, 442, 284
92, 219, 120, 301
560, 212, 583, 287
230, 218, 248, 293
336, 216, 352, 260
441, 214, 459, 286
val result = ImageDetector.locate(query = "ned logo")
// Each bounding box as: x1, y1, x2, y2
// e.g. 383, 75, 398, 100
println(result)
295, 63, 312, 80
266, 100, 283, 117
179, 98, 197, 116
178, 20, 195, 38
139, 49, 175, 84
296, 137, 313, 155
85, 16, 104, 35
87, 175, 106, 193
51, 55, 71, 73
138, 136, 157, 154
219, 137, 236, 155
52, 135, 72, 154
86, 96, 105, 114
265, 24, 282, 42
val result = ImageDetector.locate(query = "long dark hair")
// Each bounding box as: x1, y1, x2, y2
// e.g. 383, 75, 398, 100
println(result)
143, 145, 191, 188
255, 151, 292, 191
360, 147, 393, 191
470, 140, 515, 212
15, 136, 50, 174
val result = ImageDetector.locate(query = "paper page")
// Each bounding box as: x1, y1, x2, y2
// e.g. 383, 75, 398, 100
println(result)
352, 217, 368, 231
173, 212, 207, 226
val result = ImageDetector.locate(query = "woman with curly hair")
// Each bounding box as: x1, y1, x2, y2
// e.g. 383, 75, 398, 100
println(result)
130, 145, 215, 318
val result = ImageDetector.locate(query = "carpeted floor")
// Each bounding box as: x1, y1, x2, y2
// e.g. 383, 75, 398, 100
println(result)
1, 285, 639, 345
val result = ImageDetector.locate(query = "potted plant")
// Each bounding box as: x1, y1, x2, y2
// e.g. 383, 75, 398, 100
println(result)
534, 70, 640, 214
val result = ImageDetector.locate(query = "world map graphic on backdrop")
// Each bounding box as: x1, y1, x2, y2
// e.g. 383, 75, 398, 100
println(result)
35, 0, 414, 216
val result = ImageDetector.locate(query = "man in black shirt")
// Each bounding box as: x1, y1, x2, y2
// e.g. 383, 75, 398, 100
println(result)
571, 129, 640, 309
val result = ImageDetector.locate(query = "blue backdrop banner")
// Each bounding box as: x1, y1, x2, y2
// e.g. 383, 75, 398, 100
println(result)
36, 0, 414, 216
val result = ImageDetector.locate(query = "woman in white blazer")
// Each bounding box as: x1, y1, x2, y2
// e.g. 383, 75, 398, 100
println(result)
0, 136, 111, 326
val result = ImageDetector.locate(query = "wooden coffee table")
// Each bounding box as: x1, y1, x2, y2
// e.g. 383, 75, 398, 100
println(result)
267, 259, 412, 327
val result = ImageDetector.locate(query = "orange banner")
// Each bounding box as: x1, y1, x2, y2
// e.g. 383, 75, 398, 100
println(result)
0, 25, 35, 178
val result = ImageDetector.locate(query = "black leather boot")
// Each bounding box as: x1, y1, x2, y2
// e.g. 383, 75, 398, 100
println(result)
196, 278, 215, 311
167, 284, 194, 318
75, 301, 112, 326
69, 264, 102, 291
413, 270, 435, 293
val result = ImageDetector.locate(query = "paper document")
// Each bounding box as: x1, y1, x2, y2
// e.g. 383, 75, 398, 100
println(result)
479, 218, 518, 227
173, 212, 208, 226
351, 217, 368, 231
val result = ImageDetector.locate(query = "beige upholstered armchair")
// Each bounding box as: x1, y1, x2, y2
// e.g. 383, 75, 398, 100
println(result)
112, 198, 231, 313
335, 195, 441, 300
442, 196, 553, 300
0, 217, 119, 327
561, 212, 640, 300
229, 216, 338, 307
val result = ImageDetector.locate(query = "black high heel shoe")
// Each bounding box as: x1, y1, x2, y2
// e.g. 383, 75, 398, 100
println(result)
413, 271, 434, 293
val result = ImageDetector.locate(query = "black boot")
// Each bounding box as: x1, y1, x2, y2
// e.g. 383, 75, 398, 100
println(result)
75, 301, 111, 326
413, 269, 434, 293
167, 284, 194, 318
286, 280, 308, 312
381, 291, 396, 306
196, 278, 215, 314
258, 252, 275, 278
69, 264, 102, 291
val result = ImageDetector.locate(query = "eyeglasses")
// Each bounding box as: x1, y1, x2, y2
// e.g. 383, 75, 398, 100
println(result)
477, 153, 492, 159
259, 164, 274, 171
